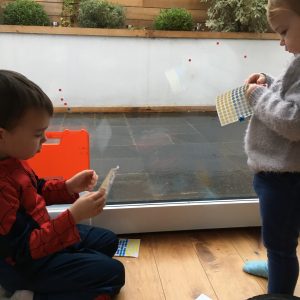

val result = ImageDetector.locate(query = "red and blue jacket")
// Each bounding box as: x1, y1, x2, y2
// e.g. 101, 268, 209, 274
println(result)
0, 158, 81, 264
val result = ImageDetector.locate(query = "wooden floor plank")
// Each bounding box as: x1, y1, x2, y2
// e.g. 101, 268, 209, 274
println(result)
113, 229, 300, 299
221, 228, 267, 292
229, 227, 300, 297
150, 232, 216, 300
115, 236, 165, 300
193, 229, 264, 300
234, 227, 266, 261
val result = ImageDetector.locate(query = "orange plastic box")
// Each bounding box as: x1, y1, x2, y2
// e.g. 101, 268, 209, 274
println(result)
27, 129, 90, 180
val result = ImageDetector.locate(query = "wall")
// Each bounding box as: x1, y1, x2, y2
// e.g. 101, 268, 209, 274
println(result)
0, 29, 291, 109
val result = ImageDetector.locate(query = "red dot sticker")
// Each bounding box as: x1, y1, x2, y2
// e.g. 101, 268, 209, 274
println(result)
64, 103, 67, 106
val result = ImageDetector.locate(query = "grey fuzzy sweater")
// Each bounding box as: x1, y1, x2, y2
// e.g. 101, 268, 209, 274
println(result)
245, 55, 300, 173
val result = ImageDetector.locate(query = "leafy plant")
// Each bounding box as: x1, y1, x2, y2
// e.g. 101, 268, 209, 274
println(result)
154, 8, 194, 31
3, 0, 50, 26
0, 9, 3, 25
61, 0, 78, 27
78, 0, 125, 28
200, 0, 268, 32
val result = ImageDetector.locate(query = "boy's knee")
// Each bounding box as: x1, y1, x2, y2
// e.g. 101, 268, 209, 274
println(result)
109, 259, 125, 289
107, 231, 120, 257
111, 236, 119, 255
102, 233, 118, 257
114, 259, 125, 281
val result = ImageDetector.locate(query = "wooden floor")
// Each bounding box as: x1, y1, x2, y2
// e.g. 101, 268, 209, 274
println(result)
115, 227, 300, 300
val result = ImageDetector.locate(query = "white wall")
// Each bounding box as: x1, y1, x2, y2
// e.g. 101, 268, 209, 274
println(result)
0, 33, 292, 107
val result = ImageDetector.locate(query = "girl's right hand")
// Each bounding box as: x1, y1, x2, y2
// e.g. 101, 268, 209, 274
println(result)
245, 73, 266, 85
68, 190, 106, 223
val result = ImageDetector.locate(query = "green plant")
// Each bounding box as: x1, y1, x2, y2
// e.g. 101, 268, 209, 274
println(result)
3, 0, 50, 26
201, 0, 268, 32
0, 2, 4, 24
154, 8, 194, 31
61, 0, 78, 27
78, 0, 125, 28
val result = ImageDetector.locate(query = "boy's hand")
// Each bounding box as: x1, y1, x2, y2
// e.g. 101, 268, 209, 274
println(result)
68, 189, 106, 223
245, 73, 266, 85
66, 170, 98, 194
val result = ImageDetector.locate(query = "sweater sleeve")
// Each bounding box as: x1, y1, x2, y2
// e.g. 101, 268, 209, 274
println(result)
29, 209, 80, 260
38, 179, 79, 205
261, 73, 275, 87
248, 58, 300, 142
0, 180, 80, 263
21, 161, 78, 206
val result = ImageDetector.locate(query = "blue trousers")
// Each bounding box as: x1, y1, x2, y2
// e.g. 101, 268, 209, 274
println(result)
0, 224, 125, 300
254, 172, 300, 295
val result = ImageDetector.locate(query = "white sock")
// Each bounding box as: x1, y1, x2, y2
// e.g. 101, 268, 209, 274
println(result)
10, 290, 34, 300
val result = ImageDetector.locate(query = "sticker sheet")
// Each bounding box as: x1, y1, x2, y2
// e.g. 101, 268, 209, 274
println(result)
216, 85, 253, 126
115, 239, 141, 258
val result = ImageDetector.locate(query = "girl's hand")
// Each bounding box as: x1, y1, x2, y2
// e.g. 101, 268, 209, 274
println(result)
246, 83, 259, 100
245, 73, 268, 102
245, 73, 266, 85
66, 170, 98, 194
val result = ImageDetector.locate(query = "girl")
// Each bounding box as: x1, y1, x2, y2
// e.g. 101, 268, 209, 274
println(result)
243, 0, 300, 295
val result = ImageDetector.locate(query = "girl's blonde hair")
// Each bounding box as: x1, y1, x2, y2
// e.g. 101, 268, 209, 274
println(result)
268, 0, 300, 20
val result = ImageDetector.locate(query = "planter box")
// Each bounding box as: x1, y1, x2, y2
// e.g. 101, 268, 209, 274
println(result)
0, 25, 291, 112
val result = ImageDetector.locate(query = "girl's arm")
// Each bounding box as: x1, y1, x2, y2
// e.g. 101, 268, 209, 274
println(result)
247, 56, 300, 142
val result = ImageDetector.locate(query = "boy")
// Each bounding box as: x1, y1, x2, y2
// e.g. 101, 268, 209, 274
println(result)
0, 70, 125, 300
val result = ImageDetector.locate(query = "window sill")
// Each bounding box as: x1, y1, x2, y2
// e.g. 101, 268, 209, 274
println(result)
0, 25, 278, 40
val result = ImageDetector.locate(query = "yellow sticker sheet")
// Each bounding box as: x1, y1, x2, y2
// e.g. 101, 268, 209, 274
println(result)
115, 239, 141, 258
216, 85, 253, 126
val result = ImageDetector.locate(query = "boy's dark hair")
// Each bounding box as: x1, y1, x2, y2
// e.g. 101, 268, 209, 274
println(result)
0, 70, 53, 130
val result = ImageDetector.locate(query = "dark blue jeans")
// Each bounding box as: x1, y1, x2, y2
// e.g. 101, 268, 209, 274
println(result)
0, 224, 125, 300
254, 172, 300, 295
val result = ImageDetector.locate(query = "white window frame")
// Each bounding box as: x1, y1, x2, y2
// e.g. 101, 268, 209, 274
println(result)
48, 199, 260, 234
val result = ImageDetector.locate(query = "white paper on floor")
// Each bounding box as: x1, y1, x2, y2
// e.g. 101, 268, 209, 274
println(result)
195, 294, 212, 300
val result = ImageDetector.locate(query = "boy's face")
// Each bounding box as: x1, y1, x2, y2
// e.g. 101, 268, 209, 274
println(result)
0, 109, 50, 160
269, 9, 300, 54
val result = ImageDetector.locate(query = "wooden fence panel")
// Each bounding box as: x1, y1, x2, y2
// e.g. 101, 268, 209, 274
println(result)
126, 7, 206, 22
37, 0, 63, 3
143, 0, 207, 10
126, 7, 160, 21
38, 2, 63, 16
109, 0, 143, 7
1, 0, 208, 28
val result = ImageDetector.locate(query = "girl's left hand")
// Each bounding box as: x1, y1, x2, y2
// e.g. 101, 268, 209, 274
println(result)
246, 83, 259, 100
66, 170, 99, 194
